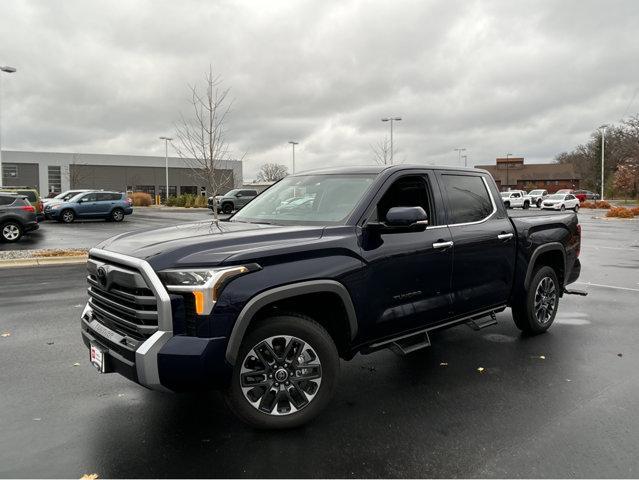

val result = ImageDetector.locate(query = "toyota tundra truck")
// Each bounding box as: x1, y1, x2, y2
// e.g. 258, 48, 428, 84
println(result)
81, 165, 582, 429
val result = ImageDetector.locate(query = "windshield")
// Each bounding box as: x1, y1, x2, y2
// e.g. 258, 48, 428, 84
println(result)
546, 194, 565, 200
500, 192, 511, 197
530, 190, 544, 195
231, 174, 376, 225
55, 190, 81, 201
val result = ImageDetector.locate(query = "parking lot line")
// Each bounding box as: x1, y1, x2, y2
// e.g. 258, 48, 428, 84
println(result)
575, 281, 639, 293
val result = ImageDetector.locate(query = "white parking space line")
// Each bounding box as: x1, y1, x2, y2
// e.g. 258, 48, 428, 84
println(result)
575, 282, 639, 293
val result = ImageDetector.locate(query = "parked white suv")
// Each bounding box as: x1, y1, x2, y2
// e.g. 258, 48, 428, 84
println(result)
528, 189, 549, 208
500, 190, 532, 209
541, 193, 580, 212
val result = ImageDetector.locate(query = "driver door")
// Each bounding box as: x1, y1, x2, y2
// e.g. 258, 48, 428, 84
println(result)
359, 172, 454, 339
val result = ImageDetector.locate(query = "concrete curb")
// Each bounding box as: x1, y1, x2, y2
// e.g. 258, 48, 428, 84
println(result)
0, 255, 88, 269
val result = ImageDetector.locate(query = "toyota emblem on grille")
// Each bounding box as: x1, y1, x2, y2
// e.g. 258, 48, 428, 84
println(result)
97, 266, 108, 287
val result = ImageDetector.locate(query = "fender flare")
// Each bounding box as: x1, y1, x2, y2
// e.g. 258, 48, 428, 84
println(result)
524, 242, 566, 290
225, 280, 358, 365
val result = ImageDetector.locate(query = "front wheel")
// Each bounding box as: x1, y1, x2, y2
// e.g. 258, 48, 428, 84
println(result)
1, 221, 23, 242
512, 265, 559, 334
60, 209, 75, 223
225, 314, 339, 429
537, 199, 542, 208
222, 203, 234, 215
560, 204, 566, 211
574, 204, 579, 212
504, 201, 511, 209
523, 201, 530, 209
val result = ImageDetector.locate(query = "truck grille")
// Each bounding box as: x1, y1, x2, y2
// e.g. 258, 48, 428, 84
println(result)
86, 257, 159, 340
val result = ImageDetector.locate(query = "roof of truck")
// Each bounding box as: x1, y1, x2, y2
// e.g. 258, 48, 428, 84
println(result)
296, 164, 487, 176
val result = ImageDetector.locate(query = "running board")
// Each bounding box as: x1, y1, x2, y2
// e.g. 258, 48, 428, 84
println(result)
389, 332, 431, 356
466, 312, 498, 331
563, 288, 588, 296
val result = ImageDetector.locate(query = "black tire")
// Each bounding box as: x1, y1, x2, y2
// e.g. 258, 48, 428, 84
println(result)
504, 201, 511, 209
110, 208, 125, 222
537, 199, 542, 208
560, 204, 566, 211
1, 221, 23, 243
574, 204, 579, 213
222, 202, 234, 214
523, 201, 530, 210
512, 265, 560, 334
60, 209, 75, 223
225, 314, 339, 429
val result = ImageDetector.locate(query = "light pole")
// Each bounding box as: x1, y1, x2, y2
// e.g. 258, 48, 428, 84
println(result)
454, 148, 466, 165
0, 65, 17, 188
288, 141, 298, 174
381, 117, 401, 164
461, 155, 468, 167
598, 125, 608, 201
504, 153, 512, 190
159, 136, 173, 203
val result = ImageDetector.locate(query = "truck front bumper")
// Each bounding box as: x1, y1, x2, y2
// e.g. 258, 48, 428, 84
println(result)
81, 303, 232, 392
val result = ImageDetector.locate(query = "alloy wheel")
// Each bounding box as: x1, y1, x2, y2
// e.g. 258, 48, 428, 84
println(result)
112, 210, 124, 221
62, 211, 74, 222
240, 335, 322, 416
534, 276, 557, 325
2, 224, 20, 241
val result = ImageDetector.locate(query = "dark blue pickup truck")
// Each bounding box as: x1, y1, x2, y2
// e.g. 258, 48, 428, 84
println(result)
81, 165, 582, 428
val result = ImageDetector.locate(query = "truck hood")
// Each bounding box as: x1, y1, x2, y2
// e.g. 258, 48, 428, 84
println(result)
95, 220, 325, 270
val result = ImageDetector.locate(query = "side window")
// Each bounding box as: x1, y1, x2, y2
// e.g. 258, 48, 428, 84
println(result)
372, 175, 432, 223
240, 190, 256, 196
513, 192, 521, 198
81, 193, 98, 202
0, 195, 15, 206
441, 174, 494, 224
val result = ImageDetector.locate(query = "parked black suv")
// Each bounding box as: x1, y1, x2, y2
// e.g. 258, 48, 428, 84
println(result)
0, 193, 39, 242
81, 165, 582, 428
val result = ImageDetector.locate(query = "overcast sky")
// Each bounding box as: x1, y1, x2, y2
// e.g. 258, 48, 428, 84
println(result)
1, 0, 638, 179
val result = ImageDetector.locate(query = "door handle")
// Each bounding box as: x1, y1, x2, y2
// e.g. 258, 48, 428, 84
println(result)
432, 240, 454, 250
497, 233, 514, 240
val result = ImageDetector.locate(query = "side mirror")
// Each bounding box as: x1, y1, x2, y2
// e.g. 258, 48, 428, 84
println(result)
235, 193, 242, 198
367, 206, 428, 234
77, 199, 84, 204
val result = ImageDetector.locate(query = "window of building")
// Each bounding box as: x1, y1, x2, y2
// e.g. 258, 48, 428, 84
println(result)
2, 164, 18, 179
135, 185, 156, 196
47, 165, 61, 193
159, 186, 177, 199
440, 174, 494, 224
181, 186, 197, 195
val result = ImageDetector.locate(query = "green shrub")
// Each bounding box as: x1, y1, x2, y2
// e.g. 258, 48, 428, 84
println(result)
175, 195, 186, 207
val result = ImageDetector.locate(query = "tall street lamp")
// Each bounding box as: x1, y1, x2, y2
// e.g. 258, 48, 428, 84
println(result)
504, 153, 513, 190
159, 136, 173, 202
454, 147, 466, 165
461, 155, 468, 167
0, 65, 17, 188
598, 125, 608, 201
381, 117, 401, 164
288, 141, 298, 174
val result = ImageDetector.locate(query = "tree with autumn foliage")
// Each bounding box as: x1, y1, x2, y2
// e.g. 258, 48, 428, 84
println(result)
613, 158, 639, 199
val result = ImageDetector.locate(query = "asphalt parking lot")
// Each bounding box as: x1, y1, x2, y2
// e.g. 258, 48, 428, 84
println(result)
0, 208, 225, 251
1, 212, 638, 477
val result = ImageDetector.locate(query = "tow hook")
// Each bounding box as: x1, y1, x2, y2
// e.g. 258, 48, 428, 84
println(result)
563, 288, 588, 296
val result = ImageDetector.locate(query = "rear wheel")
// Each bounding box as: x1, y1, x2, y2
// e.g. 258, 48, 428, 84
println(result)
512, 265, 559, 334
60, 209, 75, 223
110, 208, 125, 222
504, 201, 511, 209
536, 199, 542, 208
560, 204, 566, 211
523, 201, 530, 209
225, 314, 339, 429
1, 221, 23, 242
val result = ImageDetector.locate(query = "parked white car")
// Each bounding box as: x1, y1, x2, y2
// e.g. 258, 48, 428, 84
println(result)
500, 190, 532, 209
541, 193, 580, 212
528, 189, 549, 208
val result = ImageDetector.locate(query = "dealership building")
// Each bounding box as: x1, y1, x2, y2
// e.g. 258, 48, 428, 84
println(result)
0, 150, 242, 197
475, 157, 581, 192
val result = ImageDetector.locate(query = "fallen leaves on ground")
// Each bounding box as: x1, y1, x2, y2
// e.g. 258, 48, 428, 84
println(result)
1, 332, 11, 338
477, 367, 485, 373
439, 362, 448, 366
73, 362, 81, 366
32, 249, 88, 258
80, 474, 99, 480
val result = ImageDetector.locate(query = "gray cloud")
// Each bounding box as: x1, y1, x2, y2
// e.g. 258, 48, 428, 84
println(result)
1, 0, 638, 180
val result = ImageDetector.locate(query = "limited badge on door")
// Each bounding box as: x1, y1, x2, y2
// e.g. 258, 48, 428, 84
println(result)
90, 343, 106, 373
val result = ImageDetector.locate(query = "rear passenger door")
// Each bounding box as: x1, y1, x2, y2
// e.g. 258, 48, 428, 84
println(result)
95, 192, 118, 215
437, 172, 516, 316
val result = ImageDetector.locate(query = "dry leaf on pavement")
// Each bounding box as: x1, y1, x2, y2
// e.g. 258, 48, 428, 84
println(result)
80, 474, 99, 480
1, 332, 10, 338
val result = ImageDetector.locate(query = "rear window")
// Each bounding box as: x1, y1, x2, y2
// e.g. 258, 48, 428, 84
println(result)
0, 195, 17, 206
1, 190, 37, 202
441, 174, 494, 224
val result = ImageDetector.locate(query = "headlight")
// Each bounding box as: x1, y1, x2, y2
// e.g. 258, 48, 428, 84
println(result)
51, 204, 62, 209
158, 265, 259, 315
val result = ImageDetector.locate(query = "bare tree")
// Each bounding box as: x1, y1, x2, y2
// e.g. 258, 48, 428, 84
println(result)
64, 154, 91, 188
370, 137, 392, 165
256, 163, 288, 182
174, 67, 244, 220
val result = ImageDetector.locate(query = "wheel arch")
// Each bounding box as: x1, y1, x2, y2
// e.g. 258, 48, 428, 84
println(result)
225, 280, 358, 365
524, 243, 566, 290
